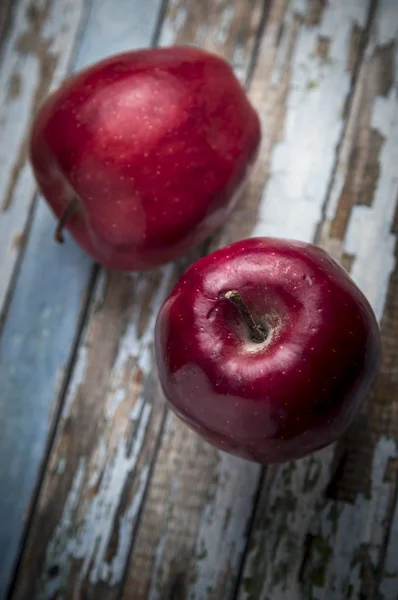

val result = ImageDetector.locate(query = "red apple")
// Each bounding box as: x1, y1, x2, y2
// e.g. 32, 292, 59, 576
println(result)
155, 237, 381, 463
29, 46, 260, 270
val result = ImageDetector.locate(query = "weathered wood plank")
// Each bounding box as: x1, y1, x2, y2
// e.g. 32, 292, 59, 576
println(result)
299, 5, 398, 597
11, 266, 175, 600
125, 1, 376, 599
239, 0, 398, 598
0, 0, 87, 322
10, 1, 268, 599
11, 1, 396, 599
1, 0, 164, 598
158, 0, 266, 79
0, 0, 89, 595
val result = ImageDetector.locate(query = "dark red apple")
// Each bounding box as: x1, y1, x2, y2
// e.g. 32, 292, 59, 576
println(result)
155, 237, 381, 463
29, 46, 260, 270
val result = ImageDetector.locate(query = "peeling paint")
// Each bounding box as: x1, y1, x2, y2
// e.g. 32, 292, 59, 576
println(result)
82, 403, 152, 585
38, 458, 86, 598
39, 402, 152, 598
10, 1, 398, 599
240, 3, 398, 598
6, 1, 166, 598
301, 438, 398, 600
240, 448, 334, 600
109, 463, 150, 585
189, 453, 260, 600
252, 0, 370, 242
345, 64, 398, 321
111, 265, 173, 380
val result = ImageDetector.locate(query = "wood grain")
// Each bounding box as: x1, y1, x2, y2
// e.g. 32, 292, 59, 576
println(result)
126, 1, 378, 599
0, 0, 164, 598
0, 0, 88, 323
0, 0, 89, 596
10, 267, 174, 600
10, 1, 268, 599
8, 0, 398, 599
239, 0, 398, 598
302, 1, 398, 596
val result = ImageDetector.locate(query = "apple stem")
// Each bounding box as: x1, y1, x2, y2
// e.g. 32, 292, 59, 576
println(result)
54, 197, 78, 244
223, 290, 268, 343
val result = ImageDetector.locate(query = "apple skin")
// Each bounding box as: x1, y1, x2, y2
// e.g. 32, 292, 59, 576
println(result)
29, 46, 260, 270
155, 237, 382, 464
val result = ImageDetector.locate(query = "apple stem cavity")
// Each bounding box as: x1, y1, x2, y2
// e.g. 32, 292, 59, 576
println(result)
54, 197, 78, 244
224, 290, 268, 343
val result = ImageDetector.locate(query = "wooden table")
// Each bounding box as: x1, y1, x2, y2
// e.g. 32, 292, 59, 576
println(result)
1, 0, 397, 598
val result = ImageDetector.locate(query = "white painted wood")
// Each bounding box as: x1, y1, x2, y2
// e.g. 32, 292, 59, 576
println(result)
0, 204, 92, 600
188, 454, 261, 600
239, 1, 398, 598
252, 0, 370, 242
239, 448, 336, 600
304, 3, 398, 597
142, 1, 379, 598
343, 24, 398, 323
7, 0, 398, 597
303, 439, 398, 600
39, 414, 152, 596
36, 266, 174, 597
236, 0, 398, 597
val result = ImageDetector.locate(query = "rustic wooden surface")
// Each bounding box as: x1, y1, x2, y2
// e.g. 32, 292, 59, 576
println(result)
0, 0, 397, 599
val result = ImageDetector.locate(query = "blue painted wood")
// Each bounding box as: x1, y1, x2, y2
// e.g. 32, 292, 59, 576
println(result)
0, 0, 164, 596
